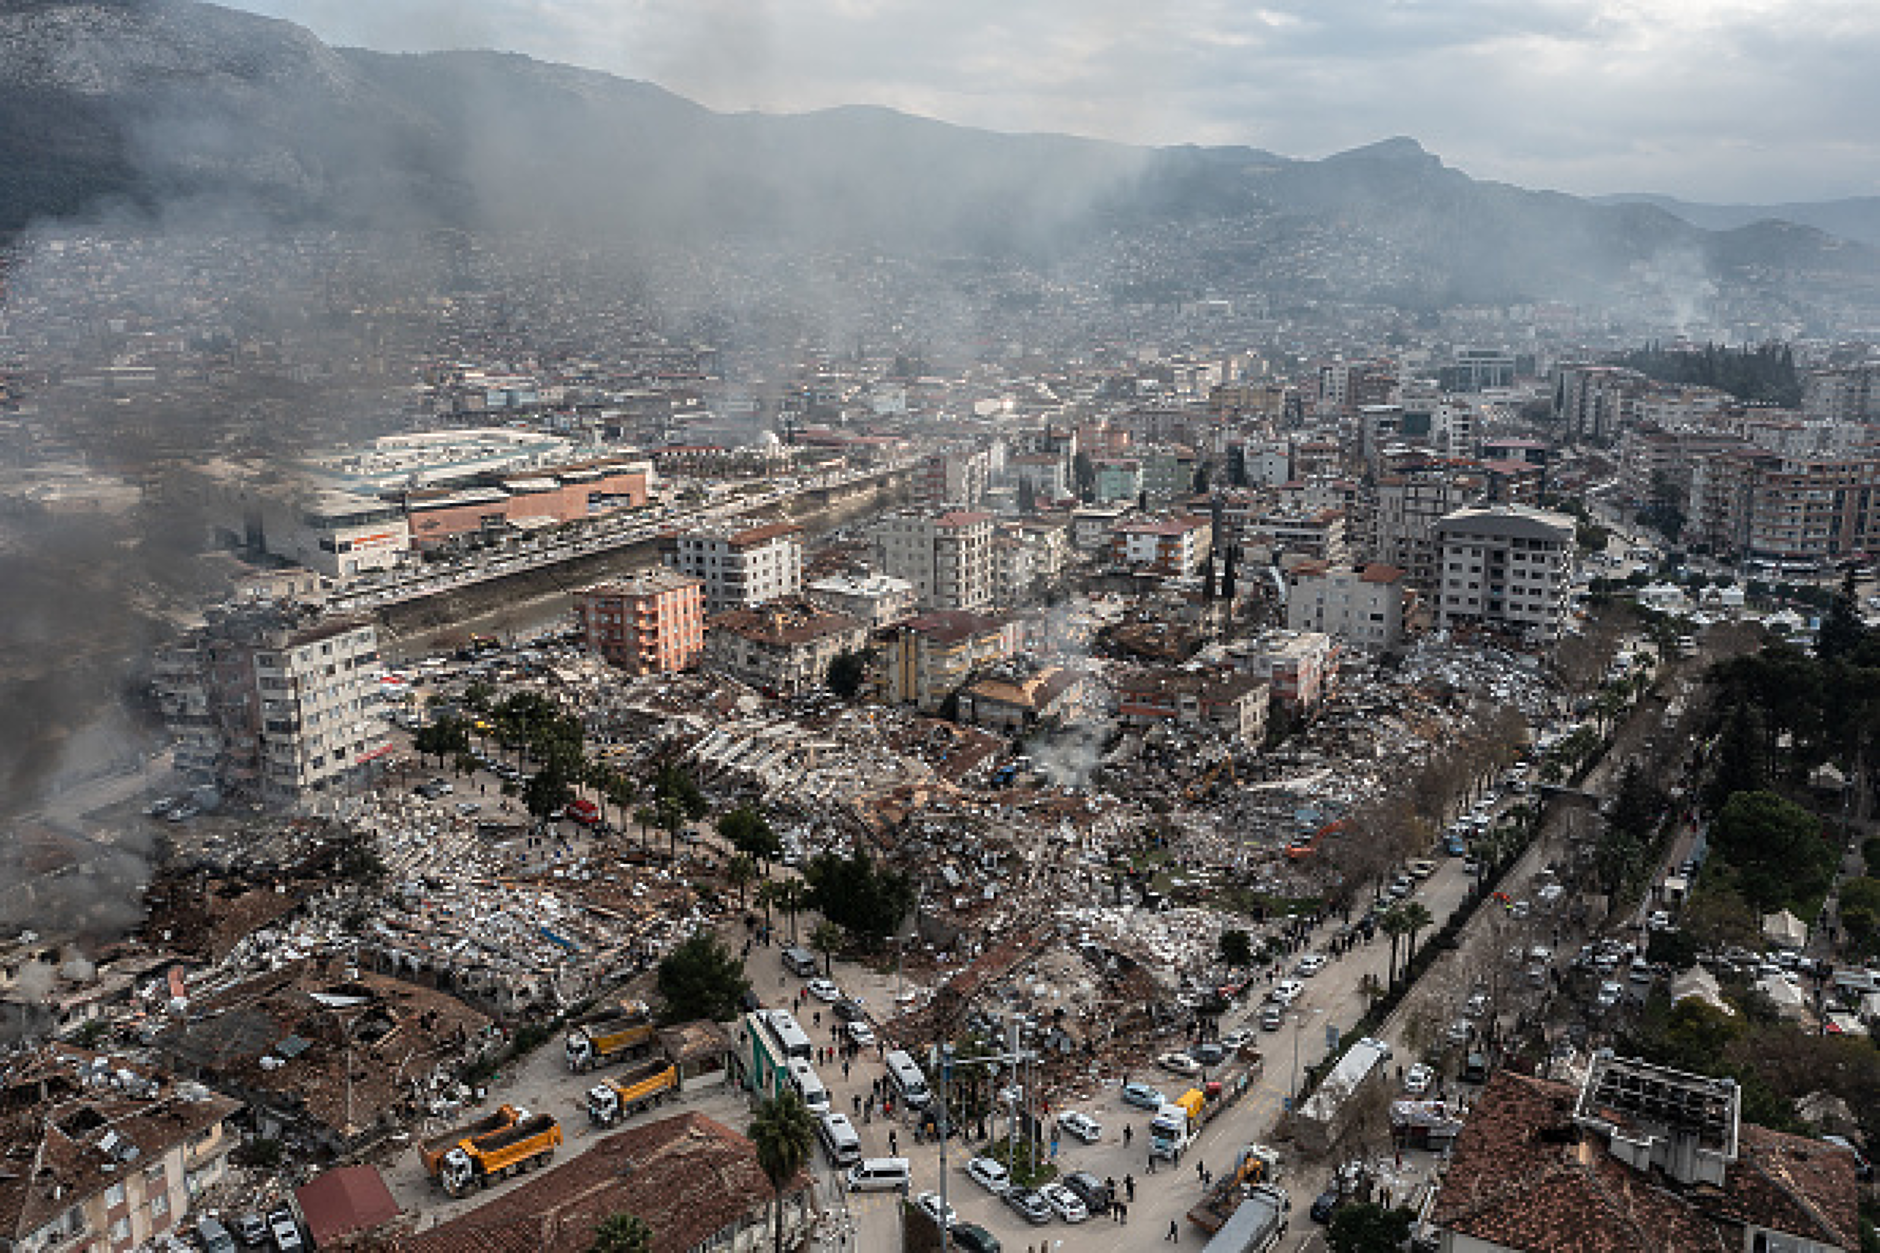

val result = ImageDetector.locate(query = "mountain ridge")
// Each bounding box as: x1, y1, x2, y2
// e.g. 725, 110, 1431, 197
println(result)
1, 0, 1875, 312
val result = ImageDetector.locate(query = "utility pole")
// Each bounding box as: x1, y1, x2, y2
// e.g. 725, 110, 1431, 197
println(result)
931, 1019, 1033, 1253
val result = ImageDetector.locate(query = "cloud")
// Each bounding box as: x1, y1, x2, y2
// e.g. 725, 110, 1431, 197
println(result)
171, 1, 1880, 201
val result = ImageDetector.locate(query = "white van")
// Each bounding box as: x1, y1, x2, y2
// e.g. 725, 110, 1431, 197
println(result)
847, 1157, 912, 1192
819, 1111, 862, 1167
788, 1060, 830, 1113
883, 1050, 932, 1110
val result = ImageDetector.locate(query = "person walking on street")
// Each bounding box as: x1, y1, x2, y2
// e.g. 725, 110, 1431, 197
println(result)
1125, 1174, 1136, 1201
1167, 1219, 1180, 1242
1123, 1124, 1133, 1148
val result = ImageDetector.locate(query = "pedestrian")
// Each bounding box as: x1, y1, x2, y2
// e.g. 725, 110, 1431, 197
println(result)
1125, 1174, 1136, 1201
1167, 1219, 1180, 1242
1196, 1160, 1205, 1183
1148, 1153, 1156, 1173
1123, 1124, 1133, 1147
889, 1130, 898, 1154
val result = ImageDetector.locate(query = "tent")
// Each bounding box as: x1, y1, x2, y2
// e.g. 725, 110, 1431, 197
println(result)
1761, 909, 1808, 950
295, 1166, 399, 1248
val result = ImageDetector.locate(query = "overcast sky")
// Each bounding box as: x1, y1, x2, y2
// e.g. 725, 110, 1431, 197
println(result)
228, 0, 1879, 204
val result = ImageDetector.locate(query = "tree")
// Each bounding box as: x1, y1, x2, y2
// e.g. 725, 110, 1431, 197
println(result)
804, 849, 914, 945
1397, 901, 1435, 972
589, 1213, 652, 1253
1380, 905, 1414, 989
1328, 1202, 1415, 1253
811, 920, 845, 976
727, 854, 758, 909
827, 650, 869, 701
1817, 570, 1869, 663
1219, 928, 1253, 968
773, 878, 806, 944
1710, 790, 1835, 913
719, 804, 782, 870
656, 930, 752, 1024
652, 761, 708, 853
749, 1091, 815, 1253
524, 763, 574, 827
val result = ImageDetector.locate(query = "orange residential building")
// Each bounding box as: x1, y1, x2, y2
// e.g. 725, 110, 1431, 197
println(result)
573, 570, 705, 675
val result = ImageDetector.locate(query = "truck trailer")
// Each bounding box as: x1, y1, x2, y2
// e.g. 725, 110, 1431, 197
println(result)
587, 1058, 680, 1125
1188, 1144, 1282, 1234
435, 1112, 563, 1197
565, 1002, 656, 1071
1200, 1184, 1289, 1253
417, 1104, 519, 1177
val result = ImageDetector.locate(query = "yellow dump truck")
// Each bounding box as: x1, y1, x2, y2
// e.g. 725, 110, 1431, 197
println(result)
436, 1111, 563, 1197
565, 1001, 656, 1072
417, 1104, 518, 1177
587, 1057, 680, 1126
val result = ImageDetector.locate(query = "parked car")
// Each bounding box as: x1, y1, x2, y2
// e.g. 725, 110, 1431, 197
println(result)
232, 1216, 268, 1246
1296, 953, 1327, 977
832, 999, 867, 1022
1061, 1171, 1112, 1215
1261, 1003, 1285, 1031
913, 1191, 956, 1229
845, 1021, 876, 1048
1121, 1082, 1166, 1110
1595, 981, 1624, 1010
1058, 1111, 1102, 1143
1003, 1187, 1053, 1225
1157, 1051, 1202, 1077
1190, 1042, 1227, 1067
1310, 1187, 1343, 1223
805, 978, 842, 1001
966, 1157, 1011, 1195
1038, 1181, 1089, 1222
949, 1224, 1001, 1253
1270, 979, 1304, 1006
1220, 1029, 1253, 1053
266, 1209, 303, 1253
1404, 1063, 1434, 1096
1464, 991, 1491, 1019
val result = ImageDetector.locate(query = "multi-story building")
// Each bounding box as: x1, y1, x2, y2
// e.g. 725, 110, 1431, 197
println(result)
1427, 1058, 1858, 1252
1069, 504, 1134, 552
804, 573, 918, 629
1617, 425, 1751, 509
700, 600, 867, 696
402, 460, 651, 552
956, 663, 1098, 733
1092, 458, 1144, 504
1007, 452, 1071, 503
1687, 452, 1880, 567
883, 610, 1018, 711
662, 520, 804, 612
1434, 505, 1575, 644
1804, 362, 1880, 424
0, 1046, 243, 1253
1113, 666, 1270, 745
152, 606, 389, 807
912, 446, 992, 509
573, 570, 705, 675
1438, 347, 1516, 393
870, 509, 994, 611
258, 490, 410, 578
1553, 363, 1649, 443
1134, 445, 1197, 503
1109, 515, 1212, 576
1245, 508, 1348, 570
991, 519, 1071, 606
1243, 630, 1341, 712
1284, 562, 1408, 651
1370, 468, 1489, 590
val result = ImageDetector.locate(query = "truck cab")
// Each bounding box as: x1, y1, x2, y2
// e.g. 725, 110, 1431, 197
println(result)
1149, 1101, 1193, 1162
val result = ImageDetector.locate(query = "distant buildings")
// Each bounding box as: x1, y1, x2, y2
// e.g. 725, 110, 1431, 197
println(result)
1109, 514, 1212, 577
153, 605, 390, 807
573, 570, 706, 675
1434, 505, 1575, 644
870, 509, 995, 612
661, 519, 804, 612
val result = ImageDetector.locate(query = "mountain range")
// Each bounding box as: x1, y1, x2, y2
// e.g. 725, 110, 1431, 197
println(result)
3, 0, 1878, 312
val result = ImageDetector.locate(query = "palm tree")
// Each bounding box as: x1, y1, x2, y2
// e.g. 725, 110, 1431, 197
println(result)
589, 1213, 652, 1253
1398, 901, 1436, 973
755, 879, 781, 935
810, 920, 844, 976
774, 879, 806, 945
1379, 904, 1414, 990
728, 854, 758, 910
749, 1091, 815, 1253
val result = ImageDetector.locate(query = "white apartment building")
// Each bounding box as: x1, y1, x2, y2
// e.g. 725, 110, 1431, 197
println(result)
663, 520, 804, 613
1285, 561, 1408, 651
1434, 506, 1575, 645
153, 607, 390, 807
870, 509, 994, 611
805, 572, 918, 629
259, 489, 411, 578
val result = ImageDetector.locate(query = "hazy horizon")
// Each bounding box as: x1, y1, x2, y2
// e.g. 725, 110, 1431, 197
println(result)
221, 0, 1880, 206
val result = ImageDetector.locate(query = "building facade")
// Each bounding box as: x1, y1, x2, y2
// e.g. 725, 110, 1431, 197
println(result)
1285, 562, 1408, 651
870, 510, 995, 611
700, 601, 868, 696
573, 570, 706, 675
662, 520, 804, 612
1113, 666, 1270, 745
1434, 505, 1575, 644
883, 611, 1018, 711
153, 607, 390, 807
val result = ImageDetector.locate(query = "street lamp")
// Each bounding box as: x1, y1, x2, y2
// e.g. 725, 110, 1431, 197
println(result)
929, 1019, 1033, 1253
1288, 1007, 1322, 1111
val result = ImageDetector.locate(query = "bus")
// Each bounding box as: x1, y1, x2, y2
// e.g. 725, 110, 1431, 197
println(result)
762, 1009, 813, 1062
